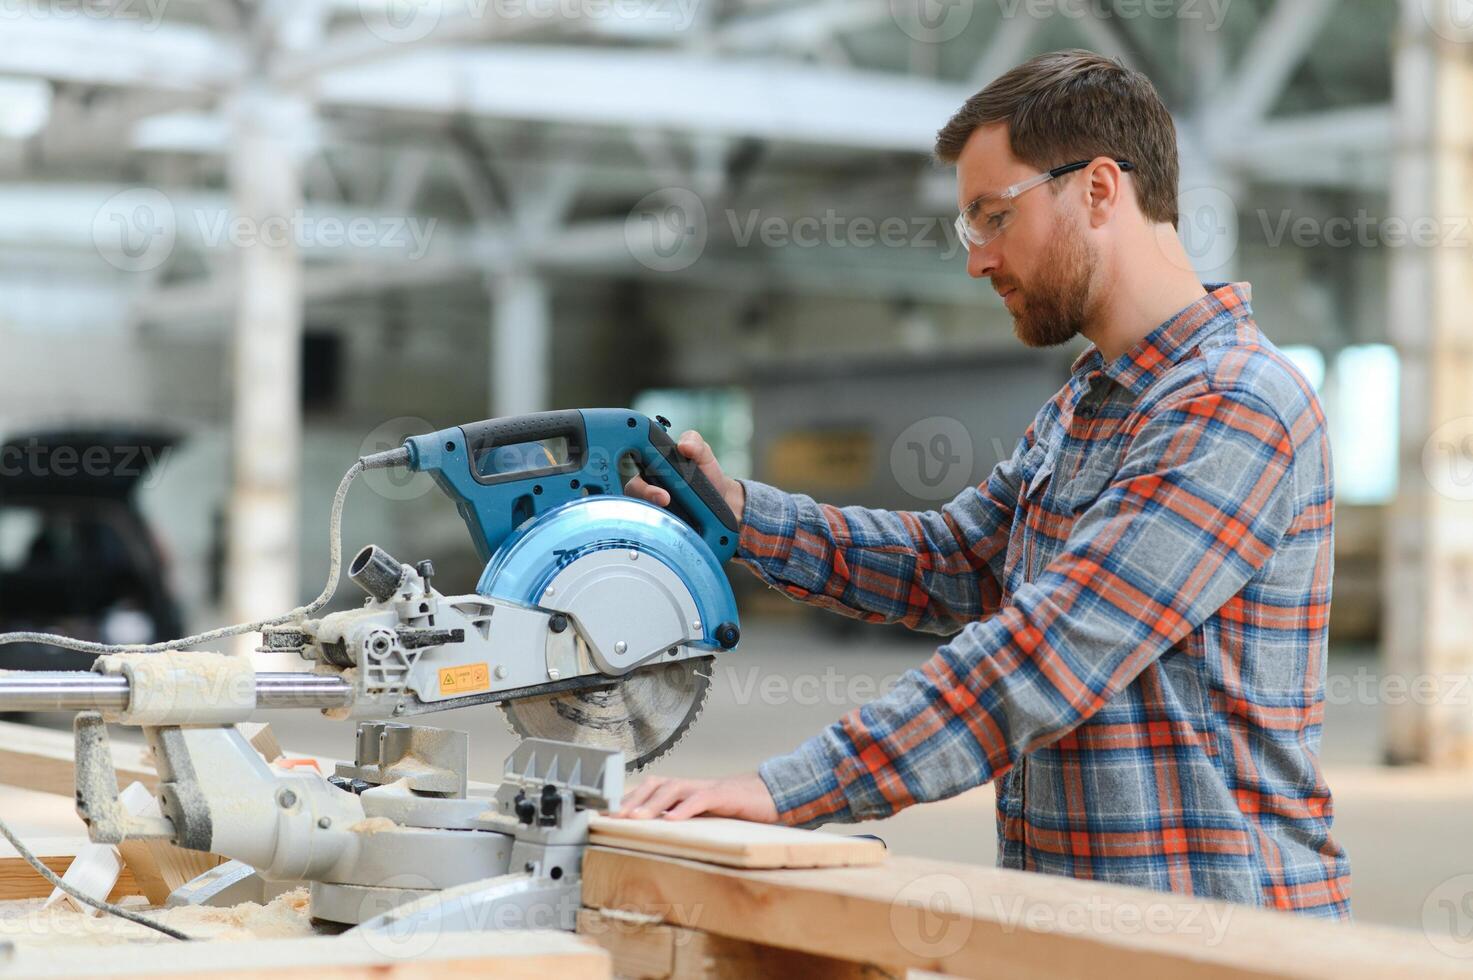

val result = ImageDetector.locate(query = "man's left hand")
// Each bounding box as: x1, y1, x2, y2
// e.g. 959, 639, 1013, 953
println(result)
612, 773, 780, 822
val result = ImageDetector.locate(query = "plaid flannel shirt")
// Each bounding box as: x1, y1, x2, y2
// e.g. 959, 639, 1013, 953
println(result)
740, 283, 1351, 917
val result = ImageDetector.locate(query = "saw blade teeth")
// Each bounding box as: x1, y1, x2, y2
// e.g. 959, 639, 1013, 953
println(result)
498, 658, 714, 772
625, 659, 711, 773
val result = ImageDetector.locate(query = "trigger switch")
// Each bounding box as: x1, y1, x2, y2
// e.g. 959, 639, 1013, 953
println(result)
655, 415, 672, 430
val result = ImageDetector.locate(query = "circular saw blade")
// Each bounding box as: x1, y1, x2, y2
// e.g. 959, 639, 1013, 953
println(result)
499, 657, 712, 771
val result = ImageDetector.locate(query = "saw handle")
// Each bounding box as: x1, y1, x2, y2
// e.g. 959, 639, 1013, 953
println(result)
404, 409, 739, 564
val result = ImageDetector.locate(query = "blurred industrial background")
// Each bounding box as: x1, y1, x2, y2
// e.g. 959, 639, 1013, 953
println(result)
0, 0, 1470, 948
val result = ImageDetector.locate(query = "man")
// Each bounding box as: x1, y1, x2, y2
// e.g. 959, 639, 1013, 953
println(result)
618, 49, 1351, 918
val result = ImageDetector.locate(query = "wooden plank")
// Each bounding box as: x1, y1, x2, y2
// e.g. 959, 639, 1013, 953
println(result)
5, 929, 611, 977
116, 837, 225, 906
587, 816, 886, 869
0, 720, 156, 796
0, 720, 282, 801
239, 722, 284, 763
0, 837, 142, 901
114, 780, 226, 905
577, 907, 893, 979
578, 908, 678, 979
581, 848, 1467, 980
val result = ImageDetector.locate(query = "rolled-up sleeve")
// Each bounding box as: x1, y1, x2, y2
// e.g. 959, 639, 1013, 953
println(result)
758, 387, 1299, 826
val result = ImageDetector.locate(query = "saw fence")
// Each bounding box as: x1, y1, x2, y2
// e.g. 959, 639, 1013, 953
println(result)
0, 720, 1458, 979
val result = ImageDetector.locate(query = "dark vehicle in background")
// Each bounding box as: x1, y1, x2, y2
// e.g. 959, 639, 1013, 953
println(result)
0, 430, 184, 671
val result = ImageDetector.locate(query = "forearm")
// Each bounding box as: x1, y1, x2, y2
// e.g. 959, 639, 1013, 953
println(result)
734, 479, 1009, 635
758, 581, 1151, 826
756, 600, 1059, 827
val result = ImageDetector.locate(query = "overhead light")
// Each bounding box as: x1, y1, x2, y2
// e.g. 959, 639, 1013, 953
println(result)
0, 76, 52, 141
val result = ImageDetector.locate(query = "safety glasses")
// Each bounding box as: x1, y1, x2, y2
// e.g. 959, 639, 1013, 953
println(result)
954, 159, 1136, 250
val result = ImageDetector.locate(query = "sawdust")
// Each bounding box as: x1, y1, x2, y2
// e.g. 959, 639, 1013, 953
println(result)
0, 888, 314, 947
587, 905, 664, 926
346, 817, 399, 835
321, 669, 357, 720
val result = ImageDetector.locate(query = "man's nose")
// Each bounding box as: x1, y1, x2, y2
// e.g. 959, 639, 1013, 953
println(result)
966, 239, 1001, 279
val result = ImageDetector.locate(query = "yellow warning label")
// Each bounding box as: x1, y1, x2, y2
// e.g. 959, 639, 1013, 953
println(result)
439, 663, 491, 696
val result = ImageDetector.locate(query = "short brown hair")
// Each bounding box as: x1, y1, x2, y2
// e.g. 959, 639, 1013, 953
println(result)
934, 49, 1179, 226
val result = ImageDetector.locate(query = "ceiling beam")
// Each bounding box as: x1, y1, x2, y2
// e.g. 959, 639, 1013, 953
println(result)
1210, 0, 1338, 126
0, 19, 241, 91
316, 45, 967, 152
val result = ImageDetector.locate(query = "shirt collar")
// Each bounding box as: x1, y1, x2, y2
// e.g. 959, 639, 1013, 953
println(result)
1070, 282, 1253, 396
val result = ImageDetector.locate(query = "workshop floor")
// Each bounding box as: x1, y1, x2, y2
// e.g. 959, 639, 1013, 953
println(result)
21, 618, 1468, 942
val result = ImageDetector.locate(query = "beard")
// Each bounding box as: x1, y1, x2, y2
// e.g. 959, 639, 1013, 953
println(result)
999, 215, 1097, 349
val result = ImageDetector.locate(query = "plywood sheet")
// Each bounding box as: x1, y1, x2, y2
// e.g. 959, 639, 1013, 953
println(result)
588, 816, 886, 869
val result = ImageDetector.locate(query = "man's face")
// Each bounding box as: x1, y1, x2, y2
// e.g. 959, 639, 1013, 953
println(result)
955, 123, 1098, 348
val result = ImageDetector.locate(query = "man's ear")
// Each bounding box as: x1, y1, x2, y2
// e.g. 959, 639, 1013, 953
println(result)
1084, 157, 1125, 229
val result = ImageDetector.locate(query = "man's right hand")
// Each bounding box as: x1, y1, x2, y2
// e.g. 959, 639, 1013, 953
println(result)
626, 429, 746, 520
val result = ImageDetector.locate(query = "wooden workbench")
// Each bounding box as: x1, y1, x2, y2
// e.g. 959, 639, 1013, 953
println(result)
0, 721, 1462, 979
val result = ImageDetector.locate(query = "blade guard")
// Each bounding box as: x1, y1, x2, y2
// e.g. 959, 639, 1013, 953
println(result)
474, 495, 740, 657
401, 409, 740, 566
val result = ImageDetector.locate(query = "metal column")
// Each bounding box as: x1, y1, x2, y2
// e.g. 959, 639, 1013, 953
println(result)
1382, 0, 1473, 767
224, 87, 311, 665
491, 268, 552, 418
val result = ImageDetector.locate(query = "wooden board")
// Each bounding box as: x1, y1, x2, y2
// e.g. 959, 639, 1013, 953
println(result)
114, 780, 227, 905
2, 929, 610, 978
238, 722, 284, 763
0, 722, 271, 905
587, 816, 886, 869
581, 847, 1468, 980
116, 837, 226, 906
0, 837, 141, 902
0, 720, 156, 797
576, 908, 882, 979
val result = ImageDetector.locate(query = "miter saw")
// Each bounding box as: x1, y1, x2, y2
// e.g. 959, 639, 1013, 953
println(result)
274, 406, 743, 769
0, 408, 745, 933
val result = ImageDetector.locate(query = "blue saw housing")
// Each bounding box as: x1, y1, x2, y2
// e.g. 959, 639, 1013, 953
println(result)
400, 408, 741, 653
